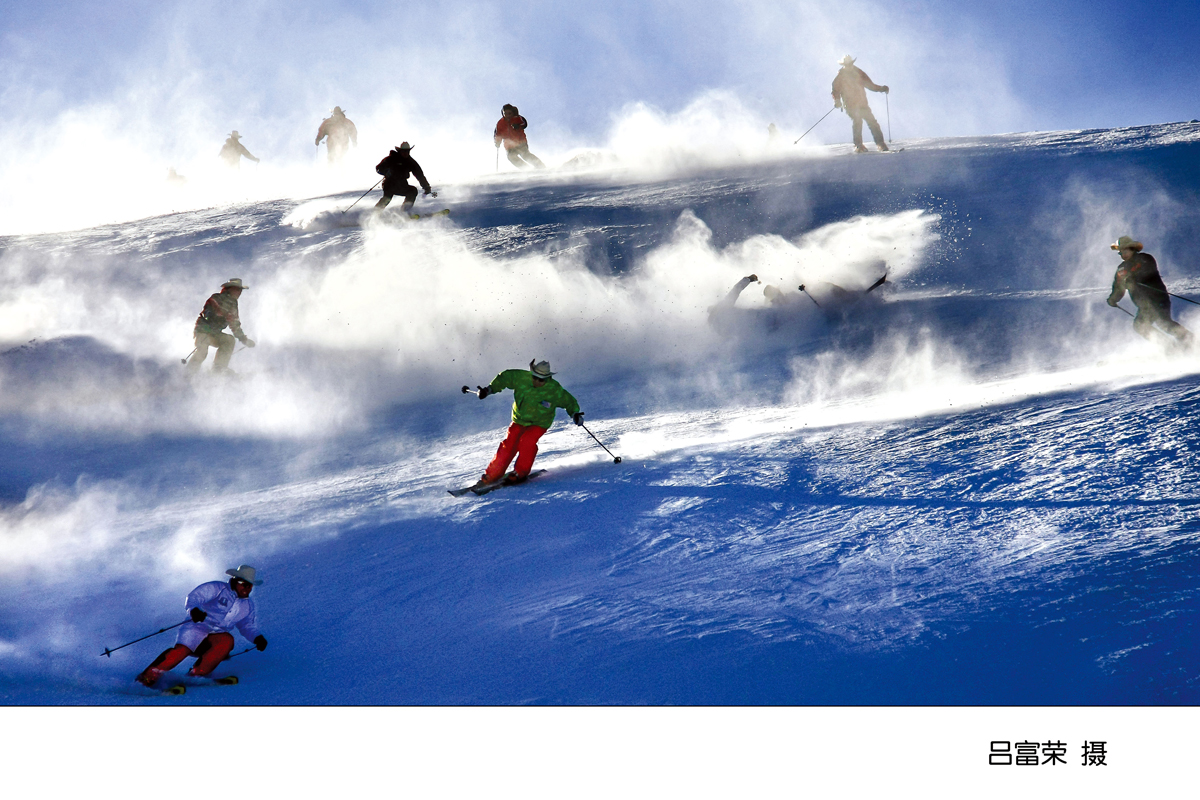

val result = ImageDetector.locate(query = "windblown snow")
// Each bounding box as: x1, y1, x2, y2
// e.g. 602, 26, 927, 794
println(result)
2, 123, 1200, 704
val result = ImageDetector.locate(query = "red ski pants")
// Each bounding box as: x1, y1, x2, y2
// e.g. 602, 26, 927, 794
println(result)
146, 632, 235, 678
484, 423, 547, 481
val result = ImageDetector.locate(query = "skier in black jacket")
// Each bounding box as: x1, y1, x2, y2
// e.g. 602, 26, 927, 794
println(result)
1106, 235, 1192, 344
374, 142, 433, 214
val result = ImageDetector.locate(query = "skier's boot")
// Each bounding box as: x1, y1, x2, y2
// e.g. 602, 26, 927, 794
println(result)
503, 473, 528, 486
473, 473, 502, 490
853, 144, 868, 154
878, 142, 889, 152
136, 668, 163, 688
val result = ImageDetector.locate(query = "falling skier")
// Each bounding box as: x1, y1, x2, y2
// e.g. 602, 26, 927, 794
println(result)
135, 565, 268, 689
494, 104, 546, 169
186, 278, 256, 374
707, 274, 760, 326
470, 360, 583, 488
831, 55, 889, 153
374, 142, 434, 215
219, 131, 261, 168
315, 106, 358, 164
1106, 235, 1193, 345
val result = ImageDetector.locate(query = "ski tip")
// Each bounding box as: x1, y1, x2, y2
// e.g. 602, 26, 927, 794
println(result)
165, 684, 186, 695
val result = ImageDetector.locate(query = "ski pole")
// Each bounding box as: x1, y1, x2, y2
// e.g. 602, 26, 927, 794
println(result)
886, 93, 891, 143
579, 421, 622, 463
180, 347, 197, 365
1113, 303, 1135, 318
798, 284, 822, 307
793, 108, 835, 145
495, 146, 499, 172
223, 646, 258, 661
101, 620, 189, 658
461, 385, 487, 397
343, 179, 382, 214
1133, 280, 1200, 307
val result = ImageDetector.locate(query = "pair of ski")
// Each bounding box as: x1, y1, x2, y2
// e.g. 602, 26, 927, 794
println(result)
163, 675, 239, 695
407, 208, 451, 220
448, 470, 546, 497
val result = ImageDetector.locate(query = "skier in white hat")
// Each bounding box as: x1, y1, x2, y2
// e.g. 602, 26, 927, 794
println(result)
219, 131, 260, 168
136, 565, 268, 688
831, 55, 890, 153
470, 359, 583, 488
1106, 235, 1193, 344
186, 278, 256, 374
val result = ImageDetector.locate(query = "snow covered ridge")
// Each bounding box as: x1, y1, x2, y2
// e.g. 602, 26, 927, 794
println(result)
900, 120, 1200, 155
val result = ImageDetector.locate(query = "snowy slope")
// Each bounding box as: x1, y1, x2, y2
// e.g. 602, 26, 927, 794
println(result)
2, 123, 1200, 704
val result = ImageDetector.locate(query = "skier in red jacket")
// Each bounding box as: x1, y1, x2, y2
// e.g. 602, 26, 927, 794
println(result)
494, 104, 546, 169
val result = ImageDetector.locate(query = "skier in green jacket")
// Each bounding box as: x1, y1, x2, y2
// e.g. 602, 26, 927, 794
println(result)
472, 359, 583, 487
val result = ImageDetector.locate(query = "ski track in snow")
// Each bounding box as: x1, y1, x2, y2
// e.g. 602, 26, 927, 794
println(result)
2, 126, 1200, 703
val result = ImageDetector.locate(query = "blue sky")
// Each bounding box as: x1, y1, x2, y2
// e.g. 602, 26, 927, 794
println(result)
3, 0, 1196, 142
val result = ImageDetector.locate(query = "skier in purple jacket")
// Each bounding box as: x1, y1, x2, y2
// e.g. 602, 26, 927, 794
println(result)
136, 565, 268, 687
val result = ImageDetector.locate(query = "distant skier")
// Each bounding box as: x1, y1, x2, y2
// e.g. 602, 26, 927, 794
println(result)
494, 104, 546, 169
471, 360, 583, 488
135, 565, 268, 688
186, 278, 256, 374
219, 131, 260, 168
374, 142, 433, 214
831, 55, 889, 153
315, 106, 358, 164
1106, 235, 1193, 345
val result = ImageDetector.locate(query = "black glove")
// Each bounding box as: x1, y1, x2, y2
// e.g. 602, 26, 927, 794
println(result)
254, 635, 268, 651
423, 187, 431, 196
881, 85, 890, 93
573, 412, 585, 426
478, 386, 491, 399
190, 607, 207, 623
242, 337, 256, 348
1107, 298, 1118, 307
